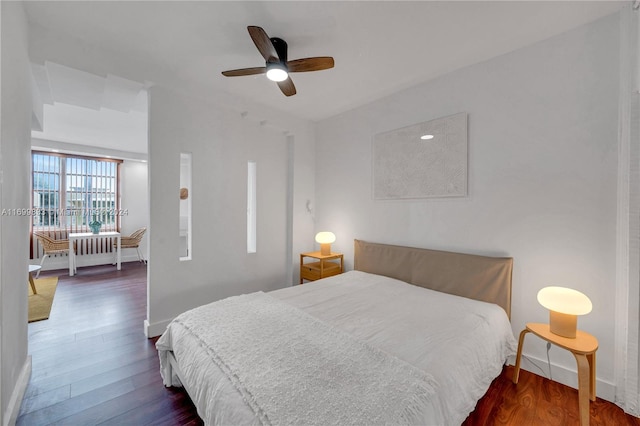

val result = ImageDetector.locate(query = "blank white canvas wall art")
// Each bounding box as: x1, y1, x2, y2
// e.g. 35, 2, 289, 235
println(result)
373, 112, 468, 199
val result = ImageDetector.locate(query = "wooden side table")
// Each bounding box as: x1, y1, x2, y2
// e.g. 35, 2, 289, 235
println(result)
300, 251, 343, 284
513, 322, 598, 426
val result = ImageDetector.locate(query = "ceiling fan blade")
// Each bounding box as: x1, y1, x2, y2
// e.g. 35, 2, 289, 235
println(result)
287, 57, 334, 73
221, 67, 266, 77
277, 77, 296, 97
248, 26, 278, 62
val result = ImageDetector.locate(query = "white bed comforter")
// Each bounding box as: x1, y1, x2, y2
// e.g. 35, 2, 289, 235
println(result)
156, 271, 517, 426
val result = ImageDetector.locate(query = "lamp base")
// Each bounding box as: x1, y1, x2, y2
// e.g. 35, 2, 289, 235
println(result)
549, 310, 577, 338
320, 243, 331, 256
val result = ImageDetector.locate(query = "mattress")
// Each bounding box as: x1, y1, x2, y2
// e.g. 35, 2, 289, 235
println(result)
156, 270, 517, 425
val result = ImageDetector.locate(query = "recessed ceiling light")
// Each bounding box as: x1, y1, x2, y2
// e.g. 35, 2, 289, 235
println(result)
420, 134, 434, 140
51, 149, 59, 153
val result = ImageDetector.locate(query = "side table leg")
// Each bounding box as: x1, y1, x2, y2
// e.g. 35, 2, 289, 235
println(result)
69, 238, 75, 277
574, 353, 591, 426
587, 352, 596, 401
28, 273, 37, 294
513, 329, 529, 384
116, 236, 121, 271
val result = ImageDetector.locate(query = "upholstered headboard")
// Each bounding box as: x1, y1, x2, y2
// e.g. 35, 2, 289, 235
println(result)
353, 240, 513, 318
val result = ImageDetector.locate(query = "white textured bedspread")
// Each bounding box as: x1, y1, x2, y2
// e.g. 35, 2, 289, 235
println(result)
157, 271, 517, 426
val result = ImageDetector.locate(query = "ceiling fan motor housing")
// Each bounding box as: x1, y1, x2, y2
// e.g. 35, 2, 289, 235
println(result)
269, 37, 288, 66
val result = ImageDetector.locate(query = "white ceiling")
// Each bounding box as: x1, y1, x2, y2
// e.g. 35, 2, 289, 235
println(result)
24, 1, 624, 123
30, 61, 149, 153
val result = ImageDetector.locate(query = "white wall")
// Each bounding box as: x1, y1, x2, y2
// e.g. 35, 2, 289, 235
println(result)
146, 85, 316, 337
315, 13, 619, 401
0, 2, 33, 423
119, 160, 149, 261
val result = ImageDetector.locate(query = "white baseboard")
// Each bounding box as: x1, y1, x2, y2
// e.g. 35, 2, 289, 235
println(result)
4, 356, 31, 426
507, 353, 616, 403
32, 253, 145, 273
144, 318, 172, 338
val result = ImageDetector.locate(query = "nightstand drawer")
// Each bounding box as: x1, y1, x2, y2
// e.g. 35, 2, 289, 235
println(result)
299, 251, 344, 284
300, 265, 321, 281
300, 261, 341, 281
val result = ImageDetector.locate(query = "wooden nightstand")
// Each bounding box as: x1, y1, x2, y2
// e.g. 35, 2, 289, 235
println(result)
513, 322, 598, 426
299, 251, 344, 284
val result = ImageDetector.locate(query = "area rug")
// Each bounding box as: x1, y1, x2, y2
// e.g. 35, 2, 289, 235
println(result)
28, 277, 58, 322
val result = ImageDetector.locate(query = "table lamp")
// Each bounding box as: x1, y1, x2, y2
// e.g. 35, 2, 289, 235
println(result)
537, 286, 592, 338
315, 232, 336, 256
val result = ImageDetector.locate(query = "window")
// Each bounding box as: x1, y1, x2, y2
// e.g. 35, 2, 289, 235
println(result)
31, 151, 122, 233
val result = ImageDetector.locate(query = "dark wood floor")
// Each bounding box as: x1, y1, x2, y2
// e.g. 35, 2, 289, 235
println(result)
463, 365, 640, 426
17, 262, 640, 425
18, 262, 202, 426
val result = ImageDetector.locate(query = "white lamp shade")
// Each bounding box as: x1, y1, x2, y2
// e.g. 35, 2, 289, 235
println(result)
315, 232, 336, 244
537, 286, 592, 316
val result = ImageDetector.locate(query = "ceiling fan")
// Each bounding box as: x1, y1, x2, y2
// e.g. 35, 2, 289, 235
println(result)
221, 26, 335, 97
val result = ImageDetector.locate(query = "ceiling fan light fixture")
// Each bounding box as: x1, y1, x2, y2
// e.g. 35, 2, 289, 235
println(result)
266, 63, 288, 82
222, 26, 334, 96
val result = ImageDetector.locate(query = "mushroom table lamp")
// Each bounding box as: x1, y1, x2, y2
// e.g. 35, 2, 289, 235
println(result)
537, 286, 592, 338
315, 232, 336, 256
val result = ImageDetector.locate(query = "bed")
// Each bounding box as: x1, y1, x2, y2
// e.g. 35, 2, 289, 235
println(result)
156, 240, 517, 425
